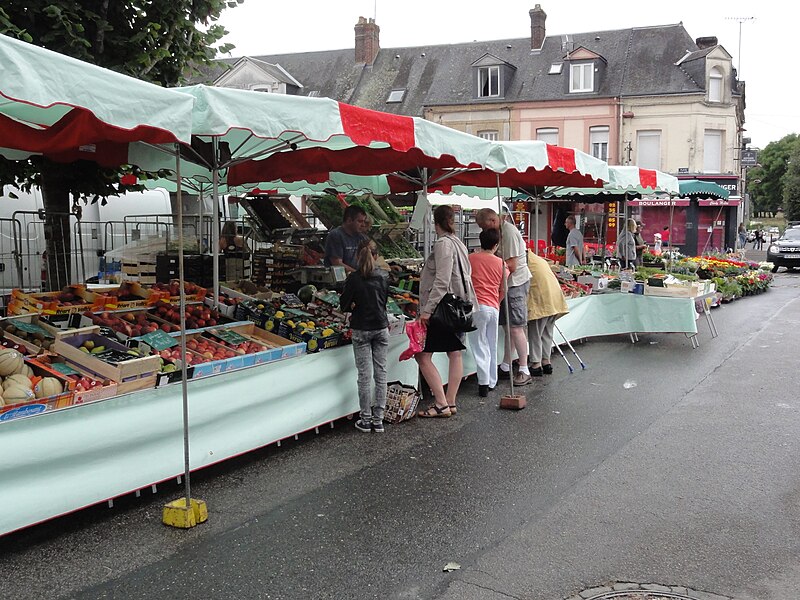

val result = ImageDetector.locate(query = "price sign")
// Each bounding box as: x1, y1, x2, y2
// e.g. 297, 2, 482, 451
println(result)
49, 362, 82, 376
140, 329, 179, 351
207, 328, 249, 346
13, 321, 54, 338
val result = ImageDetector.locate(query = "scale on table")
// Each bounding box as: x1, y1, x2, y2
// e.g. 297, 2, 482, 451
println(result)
290, 265, 347, 285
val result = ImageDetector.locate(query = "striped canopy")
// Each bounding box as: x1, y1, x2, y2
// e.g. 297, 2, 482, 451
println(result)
0, 33, 194, 165
543, 166, 680, 200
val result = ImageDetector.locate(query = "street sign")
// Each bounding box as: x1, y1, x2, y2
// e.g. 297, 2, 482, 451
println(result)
742, 149, 758, 166
678, 167, 689, 173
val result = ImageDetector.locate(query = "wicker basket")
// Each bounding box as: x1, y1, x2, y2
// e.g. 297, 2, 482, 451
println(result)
384, 381, 420, 423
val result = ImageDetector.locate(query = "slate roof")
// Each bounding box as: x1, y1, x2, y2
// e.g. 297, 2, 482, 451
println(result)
196, 22, 734, 117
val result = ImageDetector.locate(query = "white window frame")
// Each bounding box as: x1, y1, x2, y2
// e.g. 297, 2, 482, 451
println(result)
536, 127, 559, 144
477, 130, 499, 141
703, 130, 723, 173
636, 130, 661, 170
478, 66, 500, 98
708, 67, 723, 103
570, 63, 593, 93
386, 89, 406, 103
589, 126, 610, 162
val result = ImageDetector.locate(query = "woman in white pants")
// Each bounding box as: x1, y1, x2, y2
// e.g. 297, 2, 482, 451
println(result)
468, 228, 507, 397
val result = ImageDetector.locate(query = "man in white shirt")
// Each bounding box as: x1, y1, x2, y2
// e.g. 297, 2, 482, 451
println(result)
565, 215, 584, 267
476, 208, 533, 386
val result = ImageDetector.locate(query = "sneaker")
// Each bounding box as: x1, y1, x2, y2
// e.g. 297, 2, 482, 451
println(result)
372, 421, 385, 433
354, 419, 372, 433
530, 366, 543, 377
478, 384, 489, 397
542, 364, 553, 375
513, 372, 533, 386
497, 367, 512, 379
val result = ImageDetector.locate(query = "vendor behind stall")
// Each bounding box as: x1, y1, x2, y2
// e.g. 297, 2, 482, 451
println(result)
324, 205, 368, 273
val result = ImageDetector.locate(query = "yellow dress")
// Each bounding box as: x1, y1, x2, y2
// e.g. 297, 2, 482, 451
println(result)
526, 252, 569, 321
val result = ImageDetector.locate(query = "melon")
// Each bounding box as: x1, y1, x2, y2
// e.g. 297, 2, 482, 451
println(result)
3, 384, 35, 404
297, 284, 317, 304
34, 377, 63, 399
19, 364, 34, 378
3, 374, 32, 390
0, 349, 23, 377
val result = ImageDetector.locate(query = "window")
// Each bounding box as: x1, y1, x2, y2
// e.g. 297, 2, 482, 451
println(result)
589, 126, 609, 162
307, 90, 320, 97
549, 63, 563, 74
703, 130, 723, 173
709, 67, 723, 103
386, 89, 406, 103
636, 130, 661, 170
477, 130, 499, 141
536, 128, 559, 144
478, 66, 500, 97
251, 85, 271, 93
570, 63, 593, 92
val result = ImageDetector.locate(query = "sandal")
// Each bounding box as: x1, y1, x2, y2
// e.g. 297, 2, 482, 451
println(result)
448, 405, 457, 415
418, 404, 452, 418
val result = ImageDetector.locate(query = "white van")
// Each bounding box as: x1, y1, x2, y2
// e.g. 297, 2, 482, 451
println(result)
0, 185, 174, 292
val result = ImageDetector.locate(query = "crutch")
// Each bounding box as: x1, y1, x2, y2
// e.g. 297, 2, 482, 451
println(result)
551, 340, 574, 373
554, 322, 587, 370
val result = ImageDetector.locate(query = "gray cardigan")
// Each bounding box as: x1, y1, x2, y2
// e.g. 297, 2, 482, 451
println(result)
616, 230, 637, 261
419, 234, 477, 316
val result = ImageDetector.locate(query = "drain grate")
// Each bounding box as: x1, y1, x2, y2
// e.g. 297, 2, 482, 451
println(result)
571, 583, 731, 600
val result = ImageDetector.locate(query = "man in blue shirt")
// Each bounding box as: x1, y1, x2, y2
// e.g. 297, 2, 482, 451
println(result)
324, 205, 368, 273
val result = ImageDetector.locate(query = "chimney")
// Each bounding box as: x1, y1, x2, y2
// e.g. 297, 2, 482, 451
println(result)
695, 36, 718, 50
530, 4, 547, 50
355, 16, 380, 65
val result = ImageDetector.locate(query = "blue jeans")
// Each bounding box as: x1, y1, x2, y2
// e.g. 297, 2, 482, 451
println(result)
351, 328, 389, 424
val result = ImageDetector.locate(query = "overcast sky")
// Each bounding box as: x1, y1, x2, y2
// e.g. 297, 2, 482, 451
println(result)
216, 1, 793, 149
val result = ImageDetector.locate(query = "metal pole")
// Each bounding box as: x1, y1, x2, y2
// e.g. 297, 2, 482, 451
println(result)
198, 186, 205, 254
176, 146, 192, 510
212, 139, 221, 311
535, 197, 540, 255
497, 174, 514, 398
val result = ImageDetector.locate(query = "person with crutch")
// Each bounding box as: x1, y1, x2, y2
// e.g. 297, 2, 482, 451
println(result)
525, 250, 569, 376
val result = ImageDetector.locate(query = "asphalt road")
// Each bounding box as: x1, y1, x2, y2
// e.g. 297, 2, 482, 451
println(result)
2, 272, 800, 600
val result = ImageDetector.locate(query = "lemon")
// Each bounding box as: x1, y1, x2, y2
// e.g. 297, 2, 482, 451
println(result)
306, 321, 315, 328
265, 321, 274, 331
286, 320, 295, 328
322, 328, 334, 337
274, 310, 284, 318
307, 339, 318, 351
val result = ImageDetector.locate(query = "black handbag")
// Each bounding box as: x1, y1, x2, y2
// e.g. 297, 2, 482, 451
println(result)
430, 239, 475, 333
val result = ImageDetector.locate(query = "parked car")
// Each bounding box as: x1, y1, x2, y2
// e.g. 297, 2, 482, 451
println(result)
767, 228, 800, 272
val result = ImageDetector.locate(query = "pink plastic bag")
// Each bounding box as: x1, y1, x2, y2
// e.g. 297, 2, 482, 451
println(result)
399, 319, 427, 361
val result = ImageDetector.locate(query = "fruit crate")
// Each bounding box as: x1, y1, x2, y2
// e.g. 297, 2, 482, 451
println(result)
0, 358, 76, 423
92, 281, 171, 309
53, 326, 160, 390
210, 321, 306, 363
0, 314, 61, 355
40, 357, 120, 405
9, 285, 102, 316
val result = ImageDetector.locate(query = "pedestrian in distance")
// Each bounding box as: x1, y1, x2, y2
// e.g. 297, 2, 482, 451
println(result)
634, 221, 647, 265
339, 239, 390, 433
526, 251, 569, 376
475, 207, 533, 386
616, 219, 638, 269
737, 223, 747, 250
467, 228, 508, 397
564, 215, 584, 266
416, 205, 477, 418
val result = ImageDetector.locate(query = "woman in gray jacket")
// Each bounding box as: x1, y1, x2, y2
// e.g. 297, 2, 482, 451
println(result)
616, 218, 638, 268
416, 205, 477, 418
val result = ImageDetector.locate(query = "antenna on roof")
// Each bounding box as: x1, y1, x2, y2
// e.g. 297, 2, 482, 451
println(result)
725, 16, 755, 77
374, 0, 377, 21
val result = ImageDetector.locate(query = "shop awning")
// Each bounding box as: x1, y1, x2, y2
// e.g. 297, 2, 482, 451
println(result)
678, 179, 730, 199
542, 166, 679, 201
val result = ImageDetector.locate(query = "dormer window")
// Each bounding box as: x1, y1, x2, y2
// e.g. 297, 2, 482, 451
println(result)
708, 67, 723, 103
387, 89, 406, 103
478, 66, 500, 97
570, 63, 593, 93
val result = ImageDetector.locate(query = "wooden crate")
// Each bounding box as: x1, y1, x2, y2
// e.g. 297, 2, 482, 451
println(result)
53, 326, 160, 385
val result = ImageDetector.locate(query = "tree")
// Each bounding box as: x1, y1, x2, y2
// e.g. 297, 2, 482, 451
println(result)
783, 145, 800, 222
746, 134, 800, 218
0, 1, 242, 290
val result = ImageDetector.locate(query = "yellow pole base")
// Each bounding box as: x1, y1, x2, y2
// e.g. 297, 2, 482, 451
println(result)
162, 498, 208, 529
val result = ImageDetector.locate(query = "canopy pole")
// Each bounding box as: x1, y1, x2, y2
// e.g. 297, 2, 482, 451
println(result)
497, 174, 515, 399
212, 139, 221, 311
535, 196, 540, 256
175, 146, 192, 510
198, 186, 205, 254
667, 199, 675, 272
422, 169, 432, 258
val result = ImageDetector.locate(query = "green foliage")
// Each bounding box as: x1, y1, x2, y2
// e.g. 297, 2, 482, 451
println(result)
782, 144, 800, 221
747, 134, 800, 216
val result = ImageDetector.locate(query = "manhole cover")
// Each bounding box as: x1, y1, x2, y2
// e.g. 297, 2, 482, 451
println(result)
585, 594, 699, 600
574, 584, 729, 600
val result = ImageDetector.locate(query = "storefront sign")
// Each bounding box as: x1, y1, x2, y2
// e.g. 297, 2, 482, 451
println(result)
627, 199, 690, 207
698, 198, 740, 206
741, 149, 758, 166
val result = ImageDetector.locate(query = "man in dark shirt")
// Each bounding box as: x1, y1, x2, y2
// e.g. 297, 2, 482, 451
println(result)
324, 205, 368, 272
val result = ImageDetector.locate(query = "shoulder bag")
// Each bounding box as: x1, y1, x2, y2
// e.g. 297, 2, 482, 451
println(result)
430, 238, 475, 333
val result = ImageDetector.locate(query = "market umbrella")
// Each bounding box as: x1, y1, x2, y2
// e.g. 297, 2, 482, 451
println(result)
131, 85, 497, 306
0, 33, 194, 163
0, 35, 206, 525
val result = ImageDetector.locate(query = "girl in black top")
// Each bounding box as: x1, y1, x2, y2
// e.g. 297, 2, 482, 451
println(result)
339, 239, 390, 433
